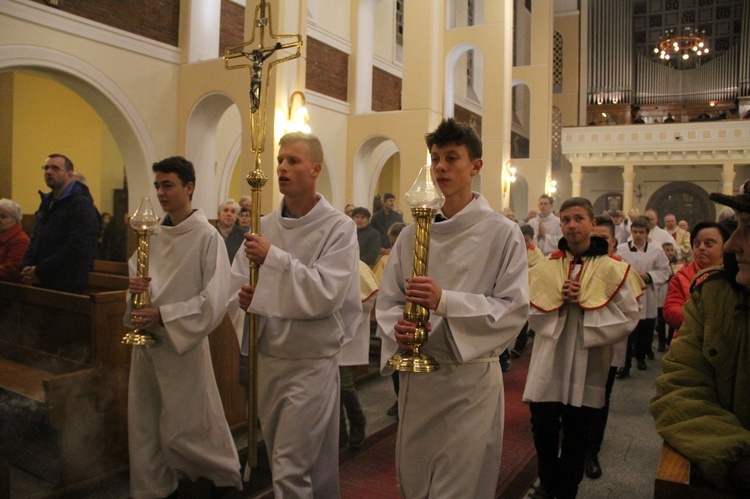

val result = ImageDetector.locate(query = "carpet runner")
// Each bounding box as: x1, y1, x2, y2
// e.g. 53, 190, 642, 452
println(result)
255, 348, 536, 498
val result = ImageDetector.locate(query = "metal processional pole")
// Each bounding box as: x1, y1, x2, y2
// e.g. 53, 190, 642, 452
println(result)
224, 0, 302, 480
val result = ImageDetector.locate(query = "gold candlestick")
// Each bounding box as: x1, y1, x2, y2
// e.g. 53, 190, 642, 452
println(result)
387, 165, 445, 372
122, 197, 160, 346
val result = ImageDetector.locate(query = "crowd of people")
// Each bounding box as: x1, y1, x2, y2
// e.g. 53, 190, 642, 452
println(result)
2, 126, 749, 498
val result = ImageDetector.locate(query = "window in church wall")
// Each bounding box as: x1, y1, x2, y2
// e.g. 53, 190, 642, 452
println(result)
394, 0, 404, 64
553, 31, 563, 94
552, 106, 562, 170
511, 83, 531, 159
453, 49, 483, 107
513, 0, 532, 67
448, 0, 485, 29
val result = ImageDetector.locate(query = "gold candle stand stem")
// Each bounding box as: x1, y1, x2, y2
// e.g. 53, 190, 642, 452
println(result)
387, 207, 440, 373
122, 229, 158, 346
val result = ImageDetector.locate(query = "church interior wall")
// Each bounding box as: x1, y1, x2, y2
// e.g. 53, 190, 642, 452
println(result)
0, 73, 14, 200
8, 71, 123, 217
372, 0, 397, 63
312, 0, 351, 45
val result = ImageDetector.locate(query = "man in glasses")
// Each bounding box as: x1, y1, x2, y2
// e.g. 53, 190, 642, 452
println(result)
21, 154, 99, 294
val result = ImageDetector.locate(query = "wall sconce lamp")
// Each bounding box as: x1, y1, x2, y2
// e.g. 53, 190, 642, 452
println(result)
545, 175, 557, 197
284, 90, 311, 134
503, 161, 517, 193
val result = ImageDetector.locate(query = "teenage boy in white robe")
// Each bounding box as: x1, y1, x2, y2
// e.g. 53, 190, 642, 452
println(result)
615, 216, 671, 376
523, 197, 640, 499
231, 132, 361, 498
125, 156, 242, 498
376, 118, 529, 498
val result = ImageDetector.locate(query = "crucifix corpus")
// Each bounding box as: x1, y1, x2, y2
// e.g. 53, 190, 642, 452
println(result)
223, 0, 302, 479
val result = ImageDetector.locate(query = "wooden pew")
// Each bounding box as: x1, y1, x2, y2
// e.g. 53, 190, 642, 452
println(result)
0, 274, 131, 486
655, 442, 738, 498
0, 267, 247, 490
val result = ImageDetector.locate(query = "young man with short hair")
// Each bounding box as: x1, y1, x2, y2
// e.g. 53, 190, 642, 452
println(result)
377, 118, 529, 498
370, 192, 404, 253
528, 194, 563, 255
523, 197, 640, 498
125, 156, 241, 498
232, 132, 361, 498
616, 216, 671, 376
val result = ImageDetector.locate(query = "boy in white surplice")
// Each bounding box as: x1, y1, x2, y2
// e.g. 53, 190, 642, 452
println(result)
377, 118, 529, 498
125, 156, 241, 498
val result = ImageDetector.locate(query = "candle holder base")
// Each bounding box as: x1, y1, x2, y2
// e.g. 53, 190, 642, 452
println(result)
387, 351, 440, 372
122, 329, 158, 346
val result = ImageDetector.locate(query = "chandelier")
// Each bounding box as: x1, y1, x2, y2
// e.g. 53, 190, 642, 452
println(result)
653, 27, 709, 62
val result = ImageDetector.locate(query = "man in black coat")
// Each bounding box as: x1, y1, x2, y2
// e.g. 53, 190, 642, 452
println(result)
21, 153, 99, 294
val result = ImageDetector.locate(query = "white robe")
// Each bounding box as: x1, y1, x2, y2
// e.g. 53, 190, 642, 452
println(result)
528, 213, 563, 255
230, 194, 361, 499
339, 261, 379, 366
616, 241, 671, 319
376, 193, 529, 499
124, 209, 241, 498
522, 257, 640, 409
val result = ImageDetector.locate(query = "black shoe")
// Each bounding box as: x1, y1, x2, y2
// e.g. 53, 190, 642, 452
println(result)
646, 348, 655, 360
510, 349, 523, 359
637, 358, 648, 370
616, 367, 630, 378
657, 342, 666, 352
348, 419, 366, 449
585, 455, 603, 479
500, 353, 511, 372
386, 401, 398, 417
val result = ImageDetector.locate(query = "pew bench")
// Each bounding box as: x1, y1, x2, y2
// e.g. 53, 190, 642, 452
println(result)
0, 265, 247, 492
655, 442, 738, 498
0, 275, 131, 486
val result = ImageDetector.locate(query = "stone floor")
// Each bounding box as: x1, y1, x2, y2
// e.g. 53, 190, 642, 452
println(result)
523, 350, 666, 498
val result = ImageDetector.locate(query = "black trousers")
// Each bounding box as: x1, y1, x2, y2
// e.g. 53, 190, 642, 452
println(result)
587, 366, 618, 457
624, 318, 656, 370
530, 402, 596, 499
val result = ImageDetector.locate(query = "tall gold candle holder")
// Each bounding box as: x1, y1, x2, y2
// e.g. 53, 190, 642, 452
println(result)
387, 165, 445, 373
122, 197, 160, 346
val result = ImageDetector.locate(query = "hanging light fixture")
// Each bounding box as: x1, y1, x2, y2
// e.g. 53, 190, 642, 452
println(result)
653, 27, 709, 63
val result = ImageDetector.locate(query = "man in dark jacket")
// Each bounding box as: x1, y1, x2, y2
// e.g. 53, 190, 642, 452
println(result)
21, 154, 99, 294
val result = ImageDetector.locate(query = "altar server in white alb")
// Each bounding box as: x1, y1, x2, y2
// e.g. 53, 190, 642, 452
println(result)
231, 132, 361, 498
376, 118, 529, 498
125, 156, 241, 498
523, 197, 641, 499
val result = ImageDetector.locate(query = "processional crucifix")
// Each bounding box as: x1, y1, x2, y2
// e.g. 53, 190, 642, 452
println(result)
224, 0, 302, 478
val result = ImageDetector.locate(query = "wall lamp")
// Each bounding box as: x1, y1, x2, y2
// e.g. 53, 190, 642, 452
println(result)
545, 175, 557, 197
284, 90, 311, 134
503, 161, 517, 193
